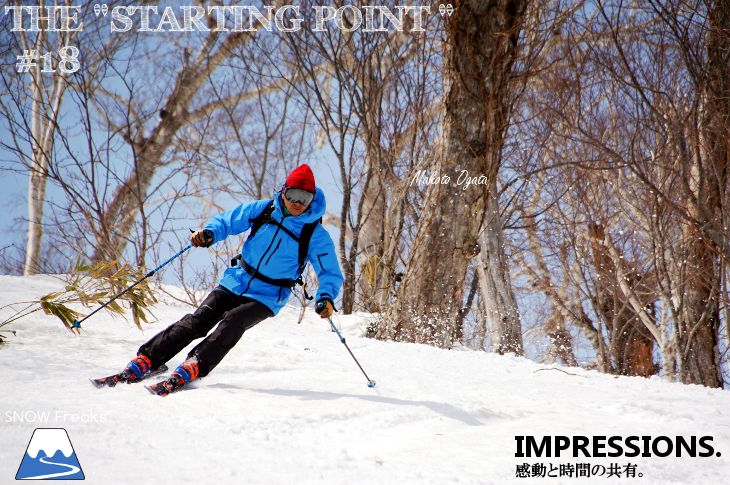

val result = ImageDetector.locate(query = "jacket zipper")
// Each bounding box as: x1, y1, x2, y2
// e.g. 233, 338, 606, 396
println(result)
265, 239, 282, 266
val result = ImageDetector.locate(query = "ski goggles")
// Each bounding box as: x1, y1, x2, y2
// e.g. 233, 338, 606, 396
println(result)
284, 187, 314, 206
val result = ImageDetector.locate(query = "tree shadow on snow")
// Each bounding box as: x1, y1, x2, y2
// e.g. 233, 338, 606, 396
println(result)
226, 386, 497, 426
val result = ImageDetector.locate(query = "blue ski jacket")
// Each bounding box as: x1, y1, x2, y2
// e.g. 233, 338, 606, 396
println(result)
203, 188, 343, 315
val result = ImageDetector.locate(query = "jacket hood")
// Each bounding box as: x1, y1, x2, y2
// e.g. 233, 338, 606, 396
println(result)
273, 187, 326, 223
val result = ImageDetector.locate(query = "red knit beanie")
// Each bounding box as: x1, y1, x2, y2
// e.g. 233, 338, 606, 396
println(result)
285, 164, 316, 192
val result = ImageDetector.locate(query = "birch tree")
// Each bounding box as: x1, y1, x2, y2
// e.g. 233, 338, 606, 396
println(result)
0, 1, 101, 274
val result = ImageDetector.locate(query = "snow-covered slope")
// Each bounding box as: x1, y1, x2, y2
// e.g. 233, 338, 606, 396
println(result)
0, 275, 728, 484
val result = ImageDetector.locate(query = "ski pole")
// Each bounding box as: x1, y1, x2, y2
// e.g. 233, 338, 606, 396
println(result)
325, 316, 376, 388
71, 243, 193, 329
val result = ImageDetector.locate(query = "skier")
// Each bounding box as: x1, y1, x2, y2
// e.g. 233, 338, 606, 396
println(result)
95, 164, 343, 395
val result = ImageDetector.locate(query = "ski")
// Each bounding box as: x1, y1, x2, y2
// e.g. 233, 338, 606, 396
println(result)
145, 374, 186, 397
90, 364, 169, 388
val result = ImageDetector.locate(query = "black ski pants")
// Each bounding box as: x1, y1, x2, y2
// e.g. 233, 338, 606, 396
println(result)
138, 286, 273, 377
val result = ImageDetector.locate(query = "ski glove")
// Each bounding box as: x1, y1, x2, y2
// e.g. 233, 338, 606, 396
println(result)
315, 297, 335, 319
191, 229, 214, 248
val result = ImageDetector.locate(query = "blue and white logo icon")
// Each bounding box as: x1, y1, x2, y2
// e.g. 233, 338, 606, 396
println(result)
15, 428, 85, 480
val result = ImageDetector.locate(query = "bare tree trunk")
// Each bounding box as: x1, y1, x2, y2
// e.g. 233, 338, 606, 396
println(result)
91, 133, 175, 263
24, 155, 50, 275
674, 0, 729, 388
22, 19, 67, 275
383, 0, 527, 348
477, 180, 523, 354
356, 169, 387, 312
587, 224, 656, 377
522, 191, 578, 365
544, 311, 578, 366
24, 56, 46, 276
678, 227, 721, 387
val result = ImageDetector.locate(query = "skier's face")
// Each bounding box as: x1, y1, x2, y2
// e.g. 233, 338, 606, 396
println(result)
283, 191, 309, 216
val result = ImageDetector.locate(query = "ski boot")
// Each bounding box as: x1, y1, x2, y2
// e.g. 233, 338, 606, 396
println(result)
91, 355, 167, 388
146, 356, 199, 397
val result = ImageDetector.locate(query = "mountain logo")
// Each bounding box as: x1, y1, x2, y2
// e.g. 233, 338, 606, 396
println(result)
15, 428, 85, 480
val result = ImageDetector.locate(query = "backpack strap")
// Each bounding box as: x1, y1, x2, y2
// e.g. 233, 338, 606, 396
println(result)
241, 260, 297, 288
248, 199, 304, 243
247, 200, 276, 241
295, 217, 322, 300
232, 201, 277, 266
